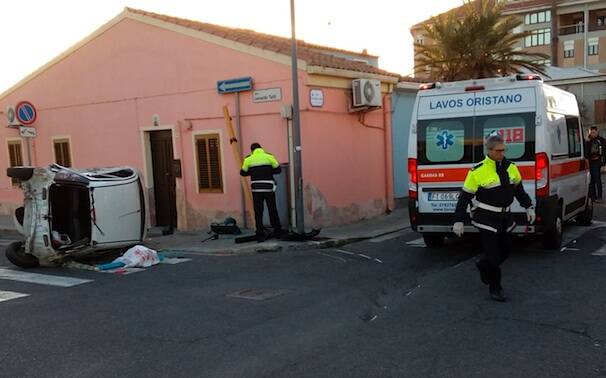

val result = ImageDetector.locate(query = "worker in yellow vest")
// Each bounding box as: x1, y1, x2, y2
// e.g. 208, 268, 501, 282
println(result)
453, 135, 535, 302
240, 143, 283, 242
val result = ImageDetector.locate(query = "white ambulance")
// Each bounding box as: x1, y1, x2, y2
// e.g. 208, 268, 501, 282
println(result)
407, 74, 592, 249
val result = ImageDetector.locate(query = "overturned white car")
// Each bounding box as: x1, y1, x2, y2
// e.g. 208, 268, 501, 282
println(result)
6, 165, 146, 268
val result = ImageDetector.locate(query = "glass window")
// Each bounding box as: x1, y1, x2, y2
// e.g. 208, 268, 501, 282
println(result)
546, 11, 551, 22
566, 116, 581, 157
538, 12, 545, 23
525, 36, 532, 47
425, 123, 465, 162
525, 14, 530, 25
532, 34, 538, 46
538, 33, 544, 45
531, 13, 537, 24
476, 113, 536, 161
417, 118, 473, 164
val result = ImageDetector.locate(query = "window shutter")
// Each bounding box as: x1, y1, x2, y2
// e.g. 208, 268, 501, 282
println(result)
208, 137, 222, 190
8, 142, 23, 184
595, 100, 606, 124
54, 140, 72, 167
197, 139, 210, 189
196, 135, 223, 192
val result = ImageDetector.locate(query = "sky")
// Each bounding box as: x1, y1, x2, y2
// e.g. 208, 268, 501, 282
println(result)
0, 0, 462, 93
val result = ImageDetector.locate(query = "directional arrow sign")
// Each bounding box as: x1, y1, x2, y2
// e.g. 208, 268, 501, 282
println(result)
217, 77, 253, 94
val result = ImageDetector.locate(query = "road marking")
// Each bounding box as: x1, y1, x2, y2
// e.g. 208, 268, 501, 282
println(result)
335, 249, 382, 264
592, 245, 606, 256
0, 290, 29, 302
160, 258, 192, 265
405, 238, 426, 247
317, 252, 348, 263
369, 229, 409, 243
0, 268, 93, 287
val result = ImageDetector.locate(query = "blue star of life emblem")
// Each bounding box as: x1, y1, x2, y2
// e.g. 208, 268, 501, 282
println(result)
436, 130, 454, 150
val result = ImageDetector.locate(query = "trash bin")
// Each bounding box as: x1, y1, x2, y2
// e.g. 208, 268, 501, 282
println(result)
263, 163, 290, 229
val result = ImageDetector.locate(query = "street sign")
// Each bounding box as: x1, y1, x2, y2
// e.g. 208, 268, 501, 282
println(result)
253, 88, 282, 103
217, 77, 253, 94
15, 101, 37, 125
19, 126, 36, 138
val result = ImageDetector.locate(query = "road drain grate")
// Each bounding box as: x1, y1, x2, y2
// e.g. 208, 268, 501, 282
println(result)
227, 288, 291, 300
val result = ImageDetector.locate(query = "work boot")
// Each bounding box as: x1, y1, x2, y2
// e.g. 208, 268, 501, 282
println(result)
256, 231, 267, 243
476, 261, 488, 285
489, 287, 506, 302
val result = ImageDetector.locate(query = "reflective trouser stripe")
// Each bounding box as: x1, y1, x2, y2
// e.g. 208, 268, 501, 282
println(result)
477, 202, 510, 212
471, 220, 498, 233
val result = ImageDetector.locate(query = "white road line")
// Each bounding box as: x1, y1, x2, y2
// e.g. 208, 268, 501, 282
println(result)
592, 245, 606, 256
317, 252, 348, 263
0, 268, 92, 287
406, 238, 426, 247
0, 290, 29, 302
160, 258, 192, 265
369, 229, 409, 243
335, 249, 382, 264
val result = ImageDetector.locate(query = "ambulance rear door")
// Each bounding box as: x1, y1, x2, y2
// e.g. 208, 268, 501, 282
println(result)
415, 91, 476, 222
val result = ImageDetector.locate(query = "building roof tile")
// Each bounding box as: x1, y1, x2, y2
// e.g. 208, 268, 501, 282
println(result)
126, 8, 404, 79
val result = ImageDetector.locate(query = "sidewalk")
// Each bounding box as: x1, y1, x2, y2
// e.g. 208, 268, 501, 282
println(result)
144, 207, 411, 255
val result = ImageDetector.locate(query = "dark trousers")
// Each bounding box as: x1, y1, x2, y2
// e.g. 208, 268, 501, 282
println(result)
252, 192, 282, 235
589, 161, 603, 200
478, 230, 511, 291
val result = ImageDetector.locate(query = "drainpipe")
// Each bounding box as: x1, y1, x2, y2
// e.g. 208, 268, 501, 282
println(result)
584, 4, 589, 68
383, 93, 394, 213
551, 0, 559, 66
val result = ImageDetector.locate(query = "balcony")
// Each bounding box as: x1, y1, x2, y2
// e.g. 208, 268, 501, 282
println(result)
559, 23, 585, 36
559, 12, 584, 36
589, 10, 606, 32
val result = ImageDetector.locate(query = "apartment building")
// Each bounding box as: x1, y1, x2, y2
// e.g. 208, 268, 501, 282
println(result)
411, 0, 606, 130
412, 0, 606, 77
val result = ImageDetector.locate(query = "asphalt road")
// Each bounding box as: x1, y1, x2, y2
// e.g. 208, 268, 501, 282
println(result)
1, 208, 605, 377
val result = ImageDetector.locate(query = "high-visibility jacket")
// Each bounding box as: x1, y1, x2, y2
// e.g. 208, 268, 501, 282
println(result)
454, 156, 532, 233
240, 148, 281, 192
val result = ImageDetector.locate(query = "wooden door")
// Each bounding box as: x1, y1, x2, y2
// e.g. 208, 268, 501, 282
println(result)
150, 130, 177, 228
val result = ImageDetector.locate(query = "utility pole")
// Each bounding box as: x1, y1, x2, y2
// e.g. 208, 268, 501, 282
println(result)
290, 0, 305, 234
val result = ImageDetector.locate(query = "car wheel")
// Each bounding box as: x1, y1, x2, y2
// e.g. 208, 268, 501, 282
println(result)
576, 196, 593, 226
6, 167, 34, 181
542, 212, 563, 250
5, 241, 39, 268
423, 234, 445, 248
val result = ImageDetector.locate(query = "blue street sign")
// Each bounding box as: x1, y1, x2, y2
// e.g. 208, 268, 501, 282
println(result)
217, 77, 253, 94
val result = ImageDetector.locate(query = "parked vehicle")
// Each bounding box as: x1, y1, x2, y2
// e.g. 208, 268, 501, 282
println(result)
407, 74, 592, 249
6, 164, 146, 268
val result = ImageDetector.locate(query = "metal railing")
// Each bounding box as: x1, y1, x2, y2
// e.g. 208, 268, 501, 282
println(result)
559, 23, 585, 35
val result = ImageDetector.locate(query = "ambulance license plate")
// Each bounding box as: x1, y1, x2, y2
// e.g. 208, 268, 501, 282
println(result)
427, 192, 460, 201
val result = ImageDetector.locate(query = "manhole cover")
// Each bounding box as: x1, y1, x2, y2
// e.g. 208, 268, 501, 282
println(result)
227, 288, 291, 300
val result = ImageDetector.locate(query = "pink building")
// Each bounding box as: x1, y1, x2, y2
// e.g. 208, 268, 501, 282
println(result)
0, 8, 402, 231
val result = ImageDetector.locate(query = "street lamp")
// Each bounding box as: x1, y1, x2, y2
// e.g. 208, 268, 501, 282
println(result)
290, 0, 305, 234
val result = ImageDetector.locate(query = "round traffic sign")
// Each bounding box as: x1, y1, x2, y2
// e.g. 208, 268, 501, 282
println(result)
15, 101, 37, 125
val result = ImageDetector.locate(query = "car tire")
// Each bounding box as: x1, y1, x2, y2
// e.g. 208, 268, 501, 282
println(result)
576, 196, 593, 226
5, 241, 39, 268
423, 234, 445, 248
6, 167, 34, 181
541, 211, 563, 250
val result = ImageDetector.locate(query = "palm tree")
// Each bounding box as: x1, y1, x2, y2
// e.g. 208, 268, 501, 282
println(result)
414, 0, 550, 81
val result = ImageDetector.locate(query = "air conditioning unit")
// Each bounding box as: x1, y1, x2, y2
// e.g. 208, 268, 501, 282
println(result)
352, 79, 382, 107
